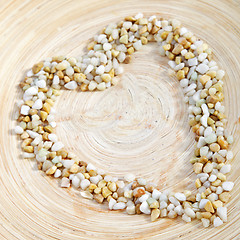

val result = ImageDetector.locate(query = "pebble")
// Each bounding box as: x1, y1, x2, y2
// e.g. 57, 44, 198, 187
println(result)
222, 181, 234, 191
220, 164, 231, 174
51, 141, 64, 152
152, 189, 161, 200
140, 201, 151, 214
201, 218, 210, 228
80, 179, 90, 190
20, 105, 30, 115
185, 208, 196, 218
182, 213, 192, 223
32, 99, 43, 109
61, 177, 70, 188
213, 217, 223, 227
124, 173, 135, 182
199, 199, 209, 209
72, 176, 80, 188
217, 207, 227, 222
25, 86, 38, 96
54, 169, 62, 178
64, 81, 78, 90
113, 202, 126, 210
15, 126, 24, 134
126, 205, 136, 215
109, 198, 117, 210
80, 191, 93, 200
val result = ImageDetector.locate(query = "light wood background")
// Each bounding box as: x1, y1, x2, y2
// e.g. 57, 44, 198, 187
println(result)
0, 0, 240, 239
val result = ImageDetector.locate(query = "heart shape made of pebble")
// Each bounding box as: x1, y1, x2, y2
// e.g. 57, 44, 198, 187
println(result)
14, 13, 234, 228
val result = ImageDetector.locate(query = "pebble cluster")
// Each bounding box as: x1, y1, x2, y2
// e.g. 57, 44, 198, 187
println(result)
14, 13, 234, 227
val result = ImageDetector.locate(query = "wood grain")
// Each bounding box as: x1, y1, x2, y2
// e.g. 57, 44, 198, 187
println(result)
0, 0, 240, 239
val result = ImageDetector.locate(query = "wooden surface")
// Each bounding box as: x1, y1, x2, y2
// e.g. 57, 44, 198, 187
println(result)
0, 0, 240, 239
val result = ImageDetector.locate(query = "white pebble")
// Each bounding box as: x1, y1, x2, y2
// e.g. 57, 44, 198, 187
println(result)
200, 115, 208, 127
175, 205, 183, 215
26, 130, 39, 139
90, 175, 101, 185
198, 53, 208, 62
185, 207, 195, 218
109, 198, 117, 210
139, 194, 149, 203
15, 126, 24, 134
32, 99, 43, 110
53, 75, 60, 85
200, 146, 209, 157
152, 189, 161, 200
137, 178, 147, 186
216, 186, 223, 195
64, 81, 78, 90
124, 173, 135, 182
72, 176, 80, 188
222, 181, 234, 191
86, 163, 96, 172
196, 63, 209, 74
51, 141, 64, 152
188, 57, 198, 66
84, 64, 94, 74
140, 201, 151, 214
201, 218, 210, 228
220, 164, 231, 174
227, 135, 233, 144
182, 213, 191, 223
36, 80, 46, 88
66, 67, 74, 76
126, 205, 136, 215
80, 191, 93, 199
197, 137, 206, 148
180, 78, 189, 88
80, 179, 90, 190
217, 207, 227, 222
25, 86, 38, 96
103, 43, 112, 51
213, 217, 223, 227
169, 196, 180, 206
205, 133, 217, 144
209, 174, 217, 182
113, 202, 126, 210
20, 105, 30, 115
112, 29, 119, 39
61, 177, 70, 188
54, 169, 61, 178
175, 192, 186, 202
96, 65, 105, 75
62, 160, 75, 169
133, 40, 142, 50
48, 133, 58, 142
180, 27, 188, 36
167, 203, 175, 211
174, 63, 184, 71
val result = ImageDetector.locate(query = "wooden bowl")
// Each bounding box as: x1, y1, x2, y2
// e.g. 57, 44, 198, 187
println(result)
0, 0, 239, 239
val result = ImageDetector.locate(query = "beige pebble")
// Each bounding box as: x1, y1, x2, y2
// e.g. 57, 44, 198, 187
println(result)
204, 201, 214, 213
212, 200, 223, 209
102, 186, 112, 198
193, 162, 203, 174
203, 162, 213, 173
219, 192, 231, 203
46, 165, 57, 175
151, 209, 160, 221
93, 194, 104, 203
